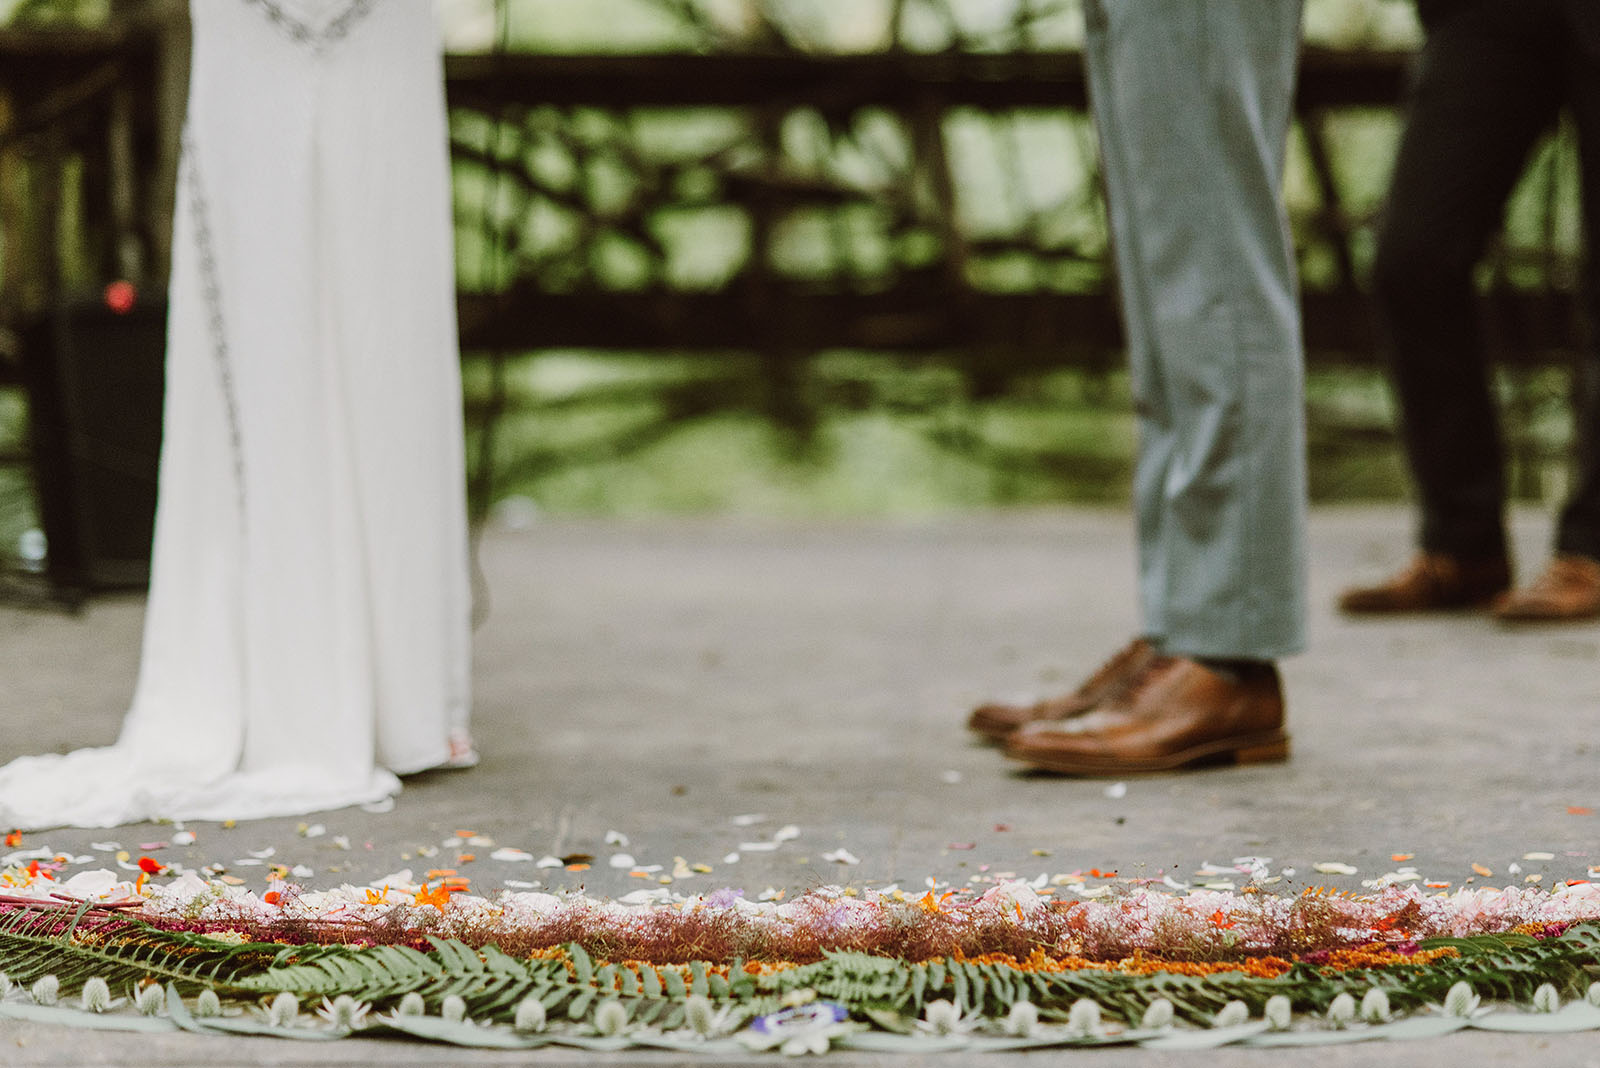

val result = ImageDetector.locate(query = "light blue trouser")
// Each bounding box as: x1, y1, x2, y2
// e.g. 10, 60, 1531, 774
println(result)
1083, 0, 1308, 660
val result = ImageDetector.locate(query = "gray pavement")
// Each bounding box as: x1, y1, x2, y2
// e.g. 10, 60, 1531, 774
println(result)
1, 505, 1598, 1066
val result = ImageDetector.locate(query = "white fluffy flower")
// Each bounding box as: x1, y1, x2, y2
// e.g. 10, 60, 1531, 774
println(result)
1588, 981, 1600, 1009
79, 977, 112, 1013
921, 999, 962, 1035
1140, 998, 1174, 1030
1067, 997, 1104, 1035
1359, 986, 1391, 1024
1443, 981, 1479, 1018
1263, 994, 1292, 1031
30, 975, 59, 1006
685, 994, 722, 1036
593, 998, 629, 1036
265, 991, 299, 1027
1326, 992, 1356, 1027
1003, 999, 1039, 1038
195, 989, 223, 1018
397, 991, 426, 1017
441, 994, 468, 1023
316, 994, 371, 1029
1213, 1000, 1250, 1028
1531, 983, 1561, 1014
514, 996, 547, 1033
134, 982, 164, 1017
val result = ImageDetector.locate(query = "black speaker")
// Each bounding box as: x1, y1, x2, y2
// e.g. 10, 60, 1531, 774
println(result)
22, 290, 166, 592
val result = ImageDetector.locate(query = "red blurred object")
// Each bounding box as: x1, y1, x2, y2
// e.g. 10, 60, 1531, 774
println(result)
104, 280, 137, 314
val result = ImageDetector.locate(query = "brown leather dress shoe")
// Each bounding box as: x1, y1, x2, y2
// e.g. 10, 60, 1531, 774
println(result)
1337, 552, 1510, 614
1003, 657, 1288, 775
967, 637, 1160, 743
1492, 553, 1600, 622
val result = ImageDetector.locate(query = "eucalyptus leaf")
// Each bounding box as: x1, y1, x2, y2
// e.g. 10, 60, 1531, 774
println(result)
1469, 1003, 1600, 1033
1376, 1016, 1472, 1041
1138, 1021, 1270, 1050
377, 1015, 544, 1048
0, 1001, 179, 1033
836, 1031, 973, 1052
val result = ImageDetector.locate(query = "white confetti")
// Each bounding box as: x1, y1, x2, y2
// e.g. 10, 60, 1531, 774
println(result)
535, 855, 564, 868
90, 842, 120, 852
360, 797, 396, 814
619, 888, 671, 905
248, 847, 276, 860
291, 865, 314, 878
739, 842, 779, 852
605, 830, 630, 847
1104, 781, 1127, 799
730, 814, 767, 827
757, 887, 784, 901
1313, 861, 1359, 875
1524, 852, 1556, 861
467, 836, 494, 848
774, 825, 801, 843
723, 852, 741, 864
608, 853, 637, 869
491, 848, 534, 863
331, 836, 350, 851
298, 824, 325, 839
941, 770, 963, 784
821, 849, 860, 865
503, 880, 541, 890
171, 831, 197, 846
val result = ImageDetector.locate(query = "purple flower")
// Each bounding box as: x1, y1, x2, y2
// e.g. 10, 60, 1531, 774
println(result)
750, 1002, 848, 1035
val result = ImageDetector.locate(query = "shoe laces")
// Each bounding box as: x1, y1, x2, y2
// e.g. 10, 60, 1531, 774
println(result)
1075, 637, 1149, 697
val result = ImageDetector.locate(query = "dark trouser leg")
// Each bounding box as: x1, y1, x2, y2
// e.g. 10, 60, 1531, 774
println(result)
1556, 0, 1600, 561
1372, 4, 1564, 559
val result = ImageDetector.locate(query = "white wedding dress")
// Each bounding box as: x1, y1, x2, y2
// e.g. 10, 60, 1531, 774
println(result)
0, 0, 474, 829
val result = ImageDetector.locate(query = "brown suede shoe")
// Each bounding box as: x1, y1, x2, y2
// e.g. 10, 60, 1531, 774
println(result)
1492, 553, 1600, 623
967, 638, 1160, 743
1337, 552, 1510, 614
1003, 657, 1288, 775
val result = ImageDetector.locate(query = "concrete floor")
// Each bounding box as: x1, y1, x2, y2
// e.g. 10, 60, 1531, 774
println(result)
1, 505, 1597, 1065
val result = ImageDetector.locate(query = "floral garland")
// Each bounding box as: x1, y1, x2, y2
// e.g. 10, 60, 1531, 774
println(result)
0, 865, 1597, 1052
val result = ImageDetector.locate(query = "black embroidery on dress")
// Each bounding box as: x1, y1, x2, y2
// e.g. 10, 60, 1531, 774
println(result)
242, 0, 378, 51
181, 129, 248, 520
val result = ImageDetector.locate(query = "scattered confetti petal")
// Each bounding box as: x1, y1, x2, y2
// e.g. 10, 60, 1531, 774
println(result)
491, 848, 534, 862
605, 830, 630, 847
608, 853, 636, 869
947, 842, 976, 851
171, 831, 197, 847
1472, 863, 1493, 877
1568, 807, 1593, 816
359, 797, 395, 814
1390, 853, 1414, 863
1104, 782, 1127, 799
730, 814, 767, 827
940, 770, 963, 784
1313, 862, 1359, 875
821, 849, 860, 865
1525, 852, 1556, 861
